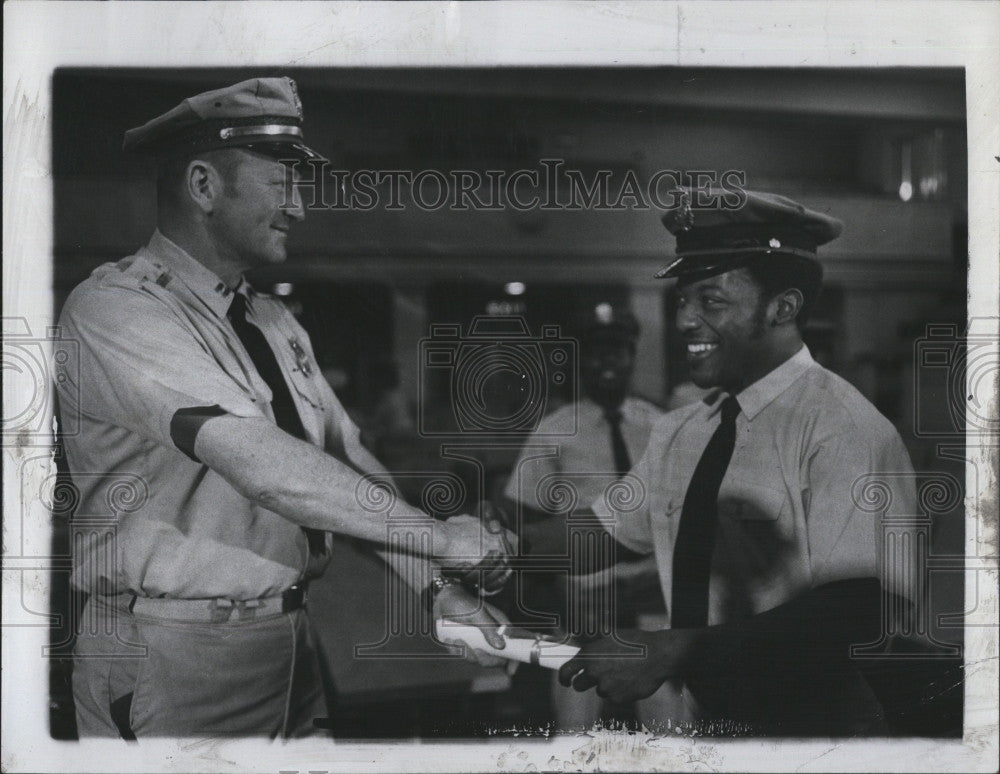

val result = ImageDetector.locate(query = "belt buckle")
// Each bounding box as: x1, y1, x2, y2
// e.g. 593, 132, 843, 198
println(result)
237, 598, 263, 621
208, 598, 236, 623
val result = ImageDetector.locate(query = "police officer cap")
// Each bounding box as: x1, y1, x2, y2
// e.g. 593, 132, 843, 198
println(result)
576, 302, 640, 344
123, 77, 323, 163
655, 188, 843, 281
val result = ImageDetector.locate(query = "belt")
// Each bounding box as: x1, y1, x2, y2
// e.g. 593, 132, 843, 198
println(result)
123, 583, 309, 624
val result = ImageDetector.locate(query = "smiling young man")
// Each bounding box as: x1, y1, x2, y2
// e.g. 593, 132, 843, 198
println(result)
555, 190, 919, 736
55, 78, 513, 738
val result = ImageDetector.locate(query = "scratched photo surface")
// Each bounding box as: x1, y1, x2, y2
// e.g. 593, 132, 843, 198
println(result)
3, 3, 998, 773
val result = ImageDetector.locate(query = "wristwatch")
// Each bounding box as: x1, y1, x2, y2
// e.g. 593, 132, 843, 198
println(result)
421, 574, 460, 613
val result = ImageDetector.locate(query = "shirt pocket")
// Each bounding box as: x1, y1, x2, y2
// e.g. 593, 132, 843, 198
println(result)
273, 332, 322, 410
286, 366, 327, 444
287, 366, 322, 410
651, 494, 683, 533
718, 479, 788, 522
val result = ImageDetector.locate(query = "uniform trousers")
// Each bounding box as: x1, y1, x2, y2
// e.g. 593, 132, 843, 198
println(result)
72, 594, 327, 738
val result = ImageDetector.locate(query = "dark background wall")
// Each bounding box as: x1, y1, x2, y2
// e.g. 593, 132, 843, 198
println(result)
52, 67, 967, 422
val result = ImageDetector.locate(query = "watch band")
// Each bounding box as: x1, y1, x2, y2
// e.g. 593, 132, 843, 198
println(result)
421, 574, 460, 614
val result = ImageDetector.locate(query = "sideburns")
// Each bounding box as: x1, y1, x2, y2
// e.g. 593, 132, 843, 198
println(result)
751, 298, 770, 339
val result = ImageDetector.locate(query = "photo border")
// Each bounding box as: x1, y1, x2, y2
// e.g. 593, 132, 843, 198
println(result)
4, 2, 998, 771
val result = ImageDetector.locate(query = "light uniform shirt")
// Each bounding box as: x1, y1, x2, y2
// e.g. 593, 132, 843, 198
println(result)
56, 230, 363, 600
593, 346, 918, 625
504, 396, 664, 514
505, 395, 664, 727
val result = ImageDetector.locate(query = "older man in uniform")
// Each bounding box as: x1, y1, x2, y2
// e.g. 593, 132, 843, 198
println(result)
55, 77, 512, 738
556, 190, 919, 735
504, 303, 664, 729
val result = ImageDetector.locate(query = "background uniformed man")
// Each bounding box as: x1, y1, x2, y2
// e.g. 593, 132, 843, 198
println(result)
504, 302, 665, 729
551, 190, 919, 735
55, 77, 514, 738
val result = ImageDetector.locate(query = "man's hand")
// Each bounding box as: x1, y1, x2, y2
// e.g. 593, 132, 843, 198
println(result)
436, 504, 516, 595
433, 584, 510, 668
557, 629, 699, 705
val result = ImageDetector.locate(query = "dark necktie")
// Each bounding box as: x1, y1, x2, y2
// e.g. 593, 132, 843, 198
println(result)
604, 408, 632, 477
227, 291, 325, 555
670, 395, 741, 628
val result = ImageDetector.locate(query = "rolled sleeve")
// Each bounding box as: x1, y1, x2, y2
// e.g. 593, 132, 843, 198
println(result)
59, 285, 263, 453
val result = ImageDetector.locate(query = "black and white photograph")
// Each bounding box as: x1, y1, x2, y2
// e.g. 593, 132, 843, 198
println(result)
3, 2, 998, 772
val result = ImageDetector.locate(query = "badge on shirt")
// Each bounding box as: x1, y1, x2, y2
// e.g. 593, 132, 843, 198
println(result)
288, 338, 313, 377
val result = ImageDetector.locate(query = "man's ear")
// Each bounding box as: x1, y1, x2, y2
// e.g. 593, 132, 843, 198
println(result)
772, 288, 804, 326
185, 159, 220, 214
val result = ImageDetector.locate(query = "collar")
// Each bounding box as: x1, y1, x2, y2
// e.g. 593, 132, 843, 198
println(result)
734, 344, 815, 421
231, 276, 253, 299
144, 230, 240, 319
582, 397, 630, 426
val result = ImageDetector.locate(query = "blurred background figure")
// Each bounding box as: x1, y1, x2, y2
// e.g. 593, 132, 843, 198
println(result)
503, 302, 665, 730
357, 357, 416, 453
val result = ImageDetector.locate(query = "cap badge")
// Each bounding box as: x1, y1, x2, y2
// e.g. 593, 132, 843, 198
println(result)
287, 78, 303, 118
678, 191, 695, 232
594, 302, 614, 325
768, 238, 782, 249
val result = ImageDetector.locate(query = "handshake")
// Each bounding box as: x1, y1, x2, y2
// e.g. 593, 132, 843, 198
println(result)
427, 501, 522, 666
433, 501, 517, 597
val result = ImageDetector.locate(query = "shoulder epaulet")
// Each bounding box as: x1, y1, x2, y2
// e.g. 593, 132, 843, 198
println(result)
112, 254, 173, 289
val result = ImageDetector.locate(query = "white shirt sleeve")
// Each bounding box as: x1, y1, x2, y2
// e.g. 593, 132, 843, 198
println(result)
802, 427, 919, 601
590, 434, 657, 555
